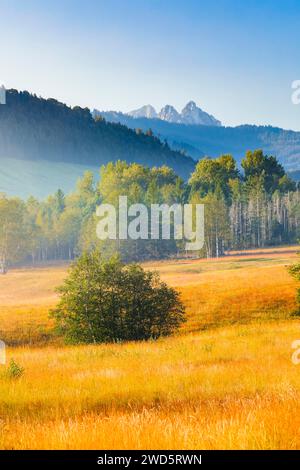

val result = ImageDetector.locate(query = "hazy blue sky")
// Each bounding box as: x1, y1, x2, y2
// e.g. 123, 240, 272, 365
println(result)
1, 0, 300, 129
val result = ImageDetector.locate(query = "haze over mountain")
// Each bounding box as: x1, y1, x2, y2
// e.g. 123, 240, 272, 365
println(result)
96, 106, 300, 177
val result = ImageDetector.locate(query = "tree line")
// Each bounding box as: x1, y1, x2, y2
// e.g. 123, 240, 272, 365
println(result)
1, 149, 299, 272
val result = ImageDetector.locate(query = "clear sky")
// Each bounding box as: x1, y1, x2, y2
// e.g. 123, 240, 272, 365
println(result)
0, 0, 300, 129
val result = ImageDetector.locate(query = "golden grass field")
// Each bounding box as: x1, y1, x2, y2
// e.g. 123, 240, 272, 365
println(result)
0, 246, 300, 449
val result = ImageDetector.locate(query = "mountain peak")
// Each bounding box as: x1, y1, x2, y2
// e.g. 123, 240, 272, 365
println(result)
181, 101, 221, 126
159, 104, 181, 123
128, 104, 157, 119
127, 101, 221, 126
183, 100, 197, 111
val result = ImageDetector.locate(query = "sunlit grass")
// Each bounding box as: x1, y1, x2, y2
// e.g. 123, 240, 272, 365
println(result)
1, 321, 300, 449
0, 246, 299, 449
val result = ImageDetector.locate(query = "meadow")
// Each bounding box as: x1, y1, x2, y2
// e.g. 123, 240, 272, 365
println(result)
0, 246, 300, 449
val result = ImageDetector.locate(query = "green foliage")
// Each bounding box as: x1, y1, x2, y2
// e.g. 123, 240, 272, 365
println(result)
51, 251, 186, 343
189, 154, 240, 201
0, 151, 298, 268
241, 149, 291, 193
190, 190, 230, 258
0, 194, 32, 273
6, 359, 24, 379
289, 257, 300, 315
95, 161, 184, 261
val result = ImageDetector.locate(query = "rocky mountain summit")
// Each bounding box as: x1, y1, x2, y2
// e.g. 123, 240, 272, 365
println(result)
128, 101, 221, 126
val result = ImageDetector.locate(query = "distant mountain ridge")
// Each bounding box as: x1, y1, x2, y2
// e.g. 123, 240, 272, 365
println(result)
94, 109, 300, 172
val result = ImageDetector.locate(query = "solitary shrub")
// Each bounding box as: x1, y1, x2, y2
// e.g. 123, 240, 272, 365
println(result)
7, 359, 24, 379
289, 261, 300, 315
51, 251, 186, 343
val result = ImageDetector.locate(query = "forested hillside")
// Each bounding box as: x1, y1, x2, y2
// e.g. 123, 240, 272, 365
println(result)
0, 90, 195, 180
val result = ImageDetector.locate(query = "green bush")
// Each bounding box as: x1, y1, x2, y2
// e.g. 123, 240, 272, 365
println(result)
7, 359, 24, 379
51, 251, 186, 344
289, 261, 300, 315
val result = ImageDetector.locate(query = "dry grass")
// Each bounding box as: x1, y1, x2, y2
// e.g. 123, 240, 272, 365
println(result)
0, 246, 300, 449
1, 321, 300, 449
0, 265, 66, 345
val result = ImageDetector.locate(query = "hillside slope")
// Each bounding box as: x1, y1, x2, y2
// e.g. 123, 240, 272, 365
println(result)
0, 90, 195, 197
0, 157, 99, 199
